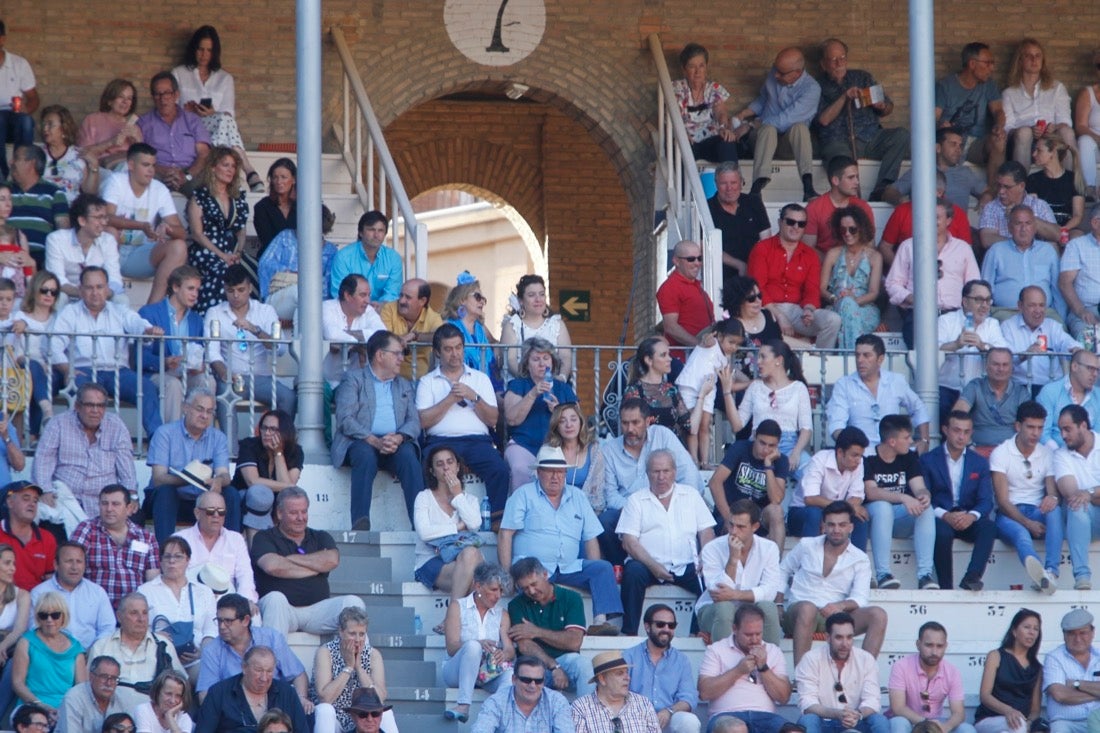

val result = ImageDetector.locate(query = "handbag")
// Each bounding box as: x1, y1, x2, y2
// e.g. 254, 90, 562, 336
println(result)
268, 271, 298, 295
0, 346, 28, 415
476, 649, 509, 686
427, 531, 483, 564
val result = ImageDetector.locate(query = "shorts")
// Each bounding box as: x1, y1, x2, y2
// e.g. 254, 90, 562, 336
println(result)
414, 556, 445, 589
119, 241, 159, 279
781, 603, 827, 637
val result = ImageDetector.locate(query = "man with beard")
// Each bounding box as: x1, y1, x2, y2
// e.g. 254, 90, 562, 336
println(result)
797, 612, 889, 733
698, 603, 790, 733
1054, 405, 1100, 591
779, 501, 886, 666
623, 604, 701, 733
696, 499, 783, 645
887, 622, 974, 733
571, 650, 659, 732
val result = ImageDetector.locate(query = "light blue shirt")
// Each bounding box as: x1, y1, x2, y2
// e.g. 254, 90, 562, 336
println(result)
1000, 314, 1079, 387
1043, 643, 1100, 721
327, 241, 403, 301
1036, 377, 1100, 448
503, 481, 602, 575
601, 425, 703, 511
29, 576, 116, 649
368, 365, 397, 436
470, 684, 574, 733
195, 625, 306, 693
826, 370, 930, 447
981, 239, 1065, 318
623, 641, 699, 712
1061, 233, 1100, 309
145, 419, 230, 489
748, 69, 821, 133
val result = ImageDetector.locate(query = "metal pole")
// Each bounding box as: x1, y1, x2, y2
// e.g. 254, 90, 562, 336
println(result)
296, 0, 326, 460
910, 0, 940, 442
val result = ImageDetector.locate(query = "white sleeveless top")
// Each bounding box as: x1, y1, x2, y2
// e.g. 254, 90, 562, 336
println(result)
504, 313, 563, 378
456, 592, 503, 644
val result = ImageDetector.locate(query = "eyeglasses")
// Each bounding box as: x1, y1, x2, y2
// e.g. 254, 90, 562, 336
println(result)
201, 507, 227, 517
783, 217, 808, 228
685, 103, 709, 113
80, 401, 108, 410
93, 672, 121, 684
110, 726, 135, 733
472, 292, 487, 303
215, 615, 240, 625
37, 611, 62, 621
260, 425, 281, 433
152, 89, 177, 98
920, 678, 933, 712
516, 674, 545, 685
235, 329, 250, 352
678, 255, 703, 263
1023, 457, 1033, 480
744, 293, 761, 302
187, 404, 216, 416
834, 681, 848, 704
965, 295, 993, 304
161, 553, 188, 562
38, 287, 59, 296
652, 620, 678, 630
26, 721, 49, 731
937, 260, 944, 280
352, 711, 384, 719
381, 348, 405, 357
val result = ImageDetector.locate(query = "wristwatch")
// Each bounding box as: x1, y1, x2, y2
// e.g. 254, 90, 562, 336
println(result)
1074, 680, 1082, 690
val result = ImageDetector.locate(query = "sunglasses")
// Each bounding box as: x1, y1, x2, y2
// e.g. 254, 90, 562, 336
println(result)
1023, 457, 1033, 481
652, 620, 677, 630
744, 293, 761, 302
201, 507, 227, 517
783, 217, 808, 228
920, 689, 931, 713
472, 292, 487, 303
937, 259, 944, 280
769, 390, 778, 409
516, 674, 545, 685
678, 255, 703, 263
37, 611, 62, 621
38, 287, 59, 296
685, 103, 709, 113
352, 711, 384, 719
834, 681, 847, 704
841, 225, 859, 236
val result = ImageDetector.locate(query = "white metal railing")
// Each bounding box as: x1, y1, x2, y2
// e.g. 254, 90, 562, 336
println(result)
329, 26, 429, 279
648, 33, 723, 319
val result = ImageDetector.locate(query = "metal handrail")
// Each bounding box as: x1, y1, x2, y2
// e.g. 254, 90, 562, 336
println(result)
647, 32, 723, 318
329, 25, 429, 279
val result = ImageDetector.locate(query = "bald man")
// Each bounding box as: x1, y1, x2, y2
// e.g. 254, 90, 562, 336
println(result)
379, 277, 444, 380
656, 241, 715, 359
733, 47, 821, 201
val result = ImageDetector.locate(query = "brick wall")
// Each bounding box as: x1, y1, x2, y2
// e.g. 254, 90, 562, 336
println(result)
11, 0, 1100, 348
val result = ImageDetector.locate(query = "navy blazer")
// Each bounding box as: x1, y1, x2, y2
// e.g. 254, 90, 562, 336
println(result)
330, 366, 421, 467
137, 298, 205, 374
919, 445, 994, 518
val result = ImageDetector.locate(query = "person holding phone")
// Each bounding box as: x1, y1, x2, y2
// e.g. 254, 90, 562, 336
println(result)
171, 25, 263, 192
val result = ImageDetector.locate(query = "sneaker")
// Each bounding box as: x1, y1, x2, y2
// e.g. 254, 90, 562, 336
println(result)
1042, 570, 1058, 595
1076, 577, 1093, 591
1024, 556, 1047, 590
877, 573, 901, 590
959, 574, 984, 591
918, 575, 940, 590
587, 622, 620, 636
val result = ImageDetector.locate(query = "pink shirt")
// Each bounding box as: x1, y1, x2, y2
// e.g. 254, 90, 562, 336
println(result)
887, 653, 965, 719
697, 637, 787, 716
885, 235, 979, 311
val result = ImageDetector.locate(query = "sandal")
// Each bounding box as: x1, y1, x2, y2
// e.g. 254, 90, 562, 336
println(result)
247, 171, 265, 193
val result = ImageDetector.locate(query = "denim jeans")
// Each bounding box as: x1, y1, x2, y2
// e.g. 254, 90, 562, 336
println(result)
0, 110, 34, 178
995, 502, 1064, 573
788, 505, 869, 550
867, 500, 935, 578
708, 710, 788, 733
543, 651, 595, 696
1065, 504, 1100, 580
551, 560, 624, 617
799, 712, 890, 733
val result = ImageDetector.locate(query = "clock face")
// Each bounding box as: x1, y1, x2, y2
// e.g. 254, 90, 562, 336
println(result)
444, 0, 546, 67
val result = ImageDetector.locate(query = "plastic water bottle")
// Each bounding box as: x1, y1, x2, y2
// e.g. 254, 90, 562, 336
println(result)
414, 614, 423, 635
542, 370, 554, 401
480, 496, 491, 531
964, 313, 975, 332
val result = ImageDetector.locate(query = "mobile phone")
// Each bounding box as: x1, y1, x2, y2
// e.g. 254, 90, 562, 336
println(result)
199, 97, 213, 109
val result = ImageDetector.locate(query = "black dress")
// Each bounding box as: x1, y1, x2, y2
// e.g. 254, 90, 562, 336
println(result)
188, 186, 250, 314
253, 197, 297, 258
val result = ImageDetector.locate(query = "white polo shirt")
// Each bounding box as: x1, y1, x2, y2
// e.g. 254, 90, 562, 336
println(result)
1054, 432, 1100, 493
415, 365, 497, 438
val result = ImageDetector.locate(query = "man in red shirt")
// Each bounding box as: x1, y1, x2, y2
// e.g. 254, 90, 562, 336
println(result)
0, 481, 56, 591
747, 204, 841, 348
802, 156, 875, 255
656, 240, 715, 358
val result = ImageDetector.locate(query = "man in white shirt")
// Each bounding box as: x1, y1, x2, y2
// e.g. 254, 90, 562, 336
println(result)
779, 501, 887, 666
45, 193, 128, 304
416, 323, 510, 524
1043, 608, 1100, 733
204, 263, 295, 435
787, 427, 870, 549
795, 611, 889, 733
0, 22, 38, 180
991, 401, 1063, 594
696, 499, 783, 645
51, 266, 165, 436
1054, 405, 1100, 591
101, 142, 188, 305
173, 490, 258, 609
617, 450, 715, 636
938, 279, 1009, 424
320, 273, 385, 388
1001, 285, 1080, 397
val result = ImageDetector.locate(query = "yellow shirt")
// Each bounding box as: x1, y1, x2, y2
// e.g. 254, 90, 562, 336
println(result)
379, 301, 444, 380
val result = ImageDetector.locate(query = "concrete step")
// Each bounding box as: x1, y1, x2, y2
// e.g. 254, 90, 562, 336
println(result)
329, 555, 393, 583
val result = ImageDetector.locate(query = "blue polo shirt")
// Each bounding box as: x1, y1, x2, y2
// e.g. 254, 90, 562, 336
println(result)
327, 241, 403, 301
195, 625, 306, 693
503, 481, 601, 575
145, 419, 230, 492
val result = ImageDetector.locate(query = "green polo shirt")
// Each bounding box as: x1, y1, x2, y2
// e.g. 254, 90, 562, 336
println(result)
507, 585, 585, 658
